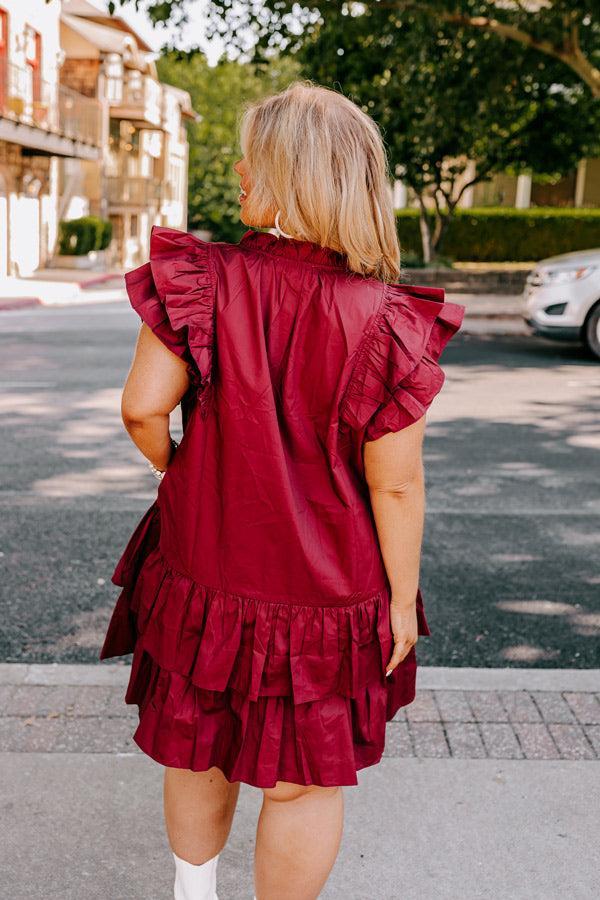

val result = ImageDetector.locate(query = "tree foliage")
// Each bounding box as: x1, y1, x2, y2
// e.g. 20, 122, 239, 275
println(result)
130, 1, 599, 259
128, 1, 600, 96
297, 6, 599, 258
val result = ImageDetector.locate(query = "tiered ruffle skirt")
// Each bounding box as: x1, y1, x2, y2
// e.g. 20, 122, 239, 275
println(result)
100, 501, 430, 788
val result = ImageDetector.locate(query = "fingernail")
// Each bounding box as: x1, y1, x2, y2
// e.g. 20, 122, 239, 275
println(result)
386, 670, 392, 677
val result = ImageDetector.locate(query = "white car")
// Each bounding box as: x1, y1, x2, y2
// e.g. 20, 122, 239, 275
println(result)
523, 248, 600, 359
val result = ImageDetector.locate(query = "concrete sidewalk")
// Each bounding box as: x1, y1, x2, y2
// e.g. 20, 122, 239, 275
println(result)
448, 292, 531, 335
446, 292, 524, 319
0, 272, 534, 340
0, 287, 532, 337
0, 275, 523, 318
0, 664, 598, 899
0, 269, 126, 310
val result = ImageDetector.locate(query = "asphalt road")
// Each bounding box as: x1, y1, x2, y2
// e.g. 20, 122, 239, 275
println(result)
1, 301, 599, 668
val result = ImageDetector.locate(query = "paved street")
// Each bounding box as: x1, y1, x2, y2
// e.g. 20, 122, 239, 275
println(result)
0, 300, 598, 668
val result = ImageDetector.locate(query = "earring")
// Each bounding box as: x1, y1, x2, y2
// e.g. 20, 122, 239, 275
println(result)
274, 210, 294, 240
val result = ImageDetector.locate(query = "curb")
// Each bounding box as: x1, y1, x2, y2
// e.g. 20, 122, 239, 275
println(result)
462, 312, 523, 321
1, 663, 598, 692
79, 273, 124, 289
0, 300, 524, 323
0, 297, 42, 311
418, 666, 600, 691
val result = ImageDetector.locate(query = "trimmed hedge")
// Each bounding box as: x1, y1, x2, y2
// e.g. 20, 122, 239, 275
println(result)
58, 216, 113, 256
396, 207, 600, 263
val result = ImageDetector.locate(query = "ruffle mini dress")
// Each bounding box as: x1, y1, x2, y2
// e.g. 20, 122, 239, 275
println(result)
99, 225, 465, 788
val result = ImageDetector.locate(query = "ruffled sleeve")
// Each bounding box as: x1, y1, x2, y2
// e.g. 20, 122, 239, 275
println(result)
340, 282, 465, 442
124, 225, 215, 392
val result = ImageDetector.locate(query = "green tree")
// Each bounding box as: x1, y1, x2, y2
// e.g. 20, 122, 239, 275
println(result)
299, 7, 599, 260
157, 54, 299, 241
127, 1, 600, 97
128, 2, 599, 259
411, 1, 600, 98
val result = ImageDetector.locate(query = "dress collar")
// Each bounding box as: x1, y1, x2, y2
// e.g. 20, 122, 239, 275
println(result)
238, 228, 349, 270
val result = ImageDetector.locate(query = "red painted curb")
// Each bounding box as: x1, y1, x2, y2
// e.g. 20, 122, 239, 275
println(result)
0, 297, 42, 311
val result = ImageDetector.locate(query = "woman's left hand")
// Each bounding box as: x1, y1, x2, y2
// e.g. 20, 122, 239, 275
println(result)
386, 601, 418, 676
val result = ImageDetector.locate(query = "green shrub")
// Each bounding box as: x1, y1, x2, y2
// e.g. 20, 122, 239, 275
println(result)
58, 216, 112, 256
400, 250, 454, 269
400, 250, 426, 268
396, 207, 600, 263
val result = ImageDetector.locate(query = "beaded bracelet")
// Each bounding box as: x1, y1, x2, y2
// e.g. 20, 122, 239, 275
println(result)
148, 437, 179, 482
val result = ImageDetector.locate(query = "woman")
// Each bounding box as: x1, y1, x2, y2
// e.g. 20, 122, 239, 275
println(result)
99, 80, 464, 900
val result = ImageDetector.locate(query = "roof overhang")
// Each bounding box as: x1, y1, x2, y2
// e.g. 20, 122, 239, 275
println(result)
60, 13, 148, 70
77, 15, 154, 53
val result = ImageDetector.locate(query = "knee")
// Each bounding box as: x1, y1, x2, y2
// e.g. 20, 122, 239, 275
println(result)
262, 781, 341, 803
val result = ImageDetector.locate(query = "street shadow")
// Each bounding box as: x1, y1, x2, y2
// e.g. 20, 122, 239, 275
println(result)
0, 326, 598, 666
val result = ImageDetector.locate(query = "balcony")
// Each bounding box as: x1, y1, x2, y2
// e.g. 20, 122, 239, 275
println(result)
107, 175, 162, 208
0, 62, 101, 160
59, 84, 103, 148
106, 73, 163, 129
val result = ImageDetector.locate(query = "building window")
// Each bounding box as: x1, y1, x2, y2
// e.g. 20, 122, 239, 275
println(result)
110, 119, 139, 154
104, 53, 123, 102
123, 122, 139, 156
167, 160, 182, 202
0, 9, 8, 110
130, 214, 139, 238
24, 25, 42, 103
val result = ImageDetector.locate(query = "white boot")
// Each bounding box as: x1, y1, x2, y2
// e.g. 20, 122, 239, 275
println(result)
172, 850, 219, 900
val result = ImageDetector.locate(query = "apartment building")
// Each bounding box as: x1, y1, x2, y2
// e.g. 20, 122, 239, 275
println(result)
0, 0, 101, 276
59, 0, 195, 268
469, 161, 600, 209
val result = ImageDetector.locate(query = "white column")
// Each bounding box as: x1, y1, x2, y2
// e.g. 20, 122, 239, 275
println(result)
515, 173, 532, 208
393, 179, 408, 209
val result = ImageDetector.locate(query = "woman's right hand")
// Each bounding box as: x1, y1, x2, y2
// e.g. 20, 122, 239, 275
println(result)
386, 600, 418, 677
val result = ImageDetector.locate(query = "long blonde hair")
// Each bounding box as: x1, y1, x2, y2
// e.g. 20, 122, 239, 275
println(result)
239, 80, 401, 282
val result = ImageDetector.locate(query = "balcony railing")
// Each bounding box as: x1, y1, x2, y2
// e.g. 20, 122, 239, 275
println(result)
59, 83, 102, 146
107, 175, 163, 207
0, 62, 102, 147
106, 73, 163, 129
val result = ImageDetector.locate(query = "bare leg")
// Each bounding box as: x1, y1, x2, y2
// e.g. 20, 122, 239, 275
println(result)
164, 765, 241, 864
254, 782, 344, 900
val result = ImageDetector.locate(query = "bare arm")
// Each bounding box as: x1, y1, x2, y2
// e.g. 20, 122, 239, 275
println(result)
363, 415, 427, 675
121, 323, 191, 471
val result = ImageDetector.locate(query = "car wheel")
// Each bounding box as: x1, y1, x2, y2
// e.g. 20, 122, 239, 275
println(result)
583, 303, 600, 360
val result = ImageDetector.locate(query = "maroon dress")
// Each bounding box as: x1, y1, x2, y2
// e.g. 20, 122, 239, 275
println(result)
99, 225, 465, 787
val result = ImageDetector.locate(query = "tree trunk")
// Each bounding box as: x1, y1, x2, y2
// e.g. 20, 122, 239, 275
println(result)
431, 208, 453, 259
416, 195, 432, 263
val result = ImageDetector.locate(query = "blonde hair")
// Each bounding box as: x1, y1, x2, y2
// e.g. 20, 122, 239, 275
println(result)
239, 80, 401, 282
